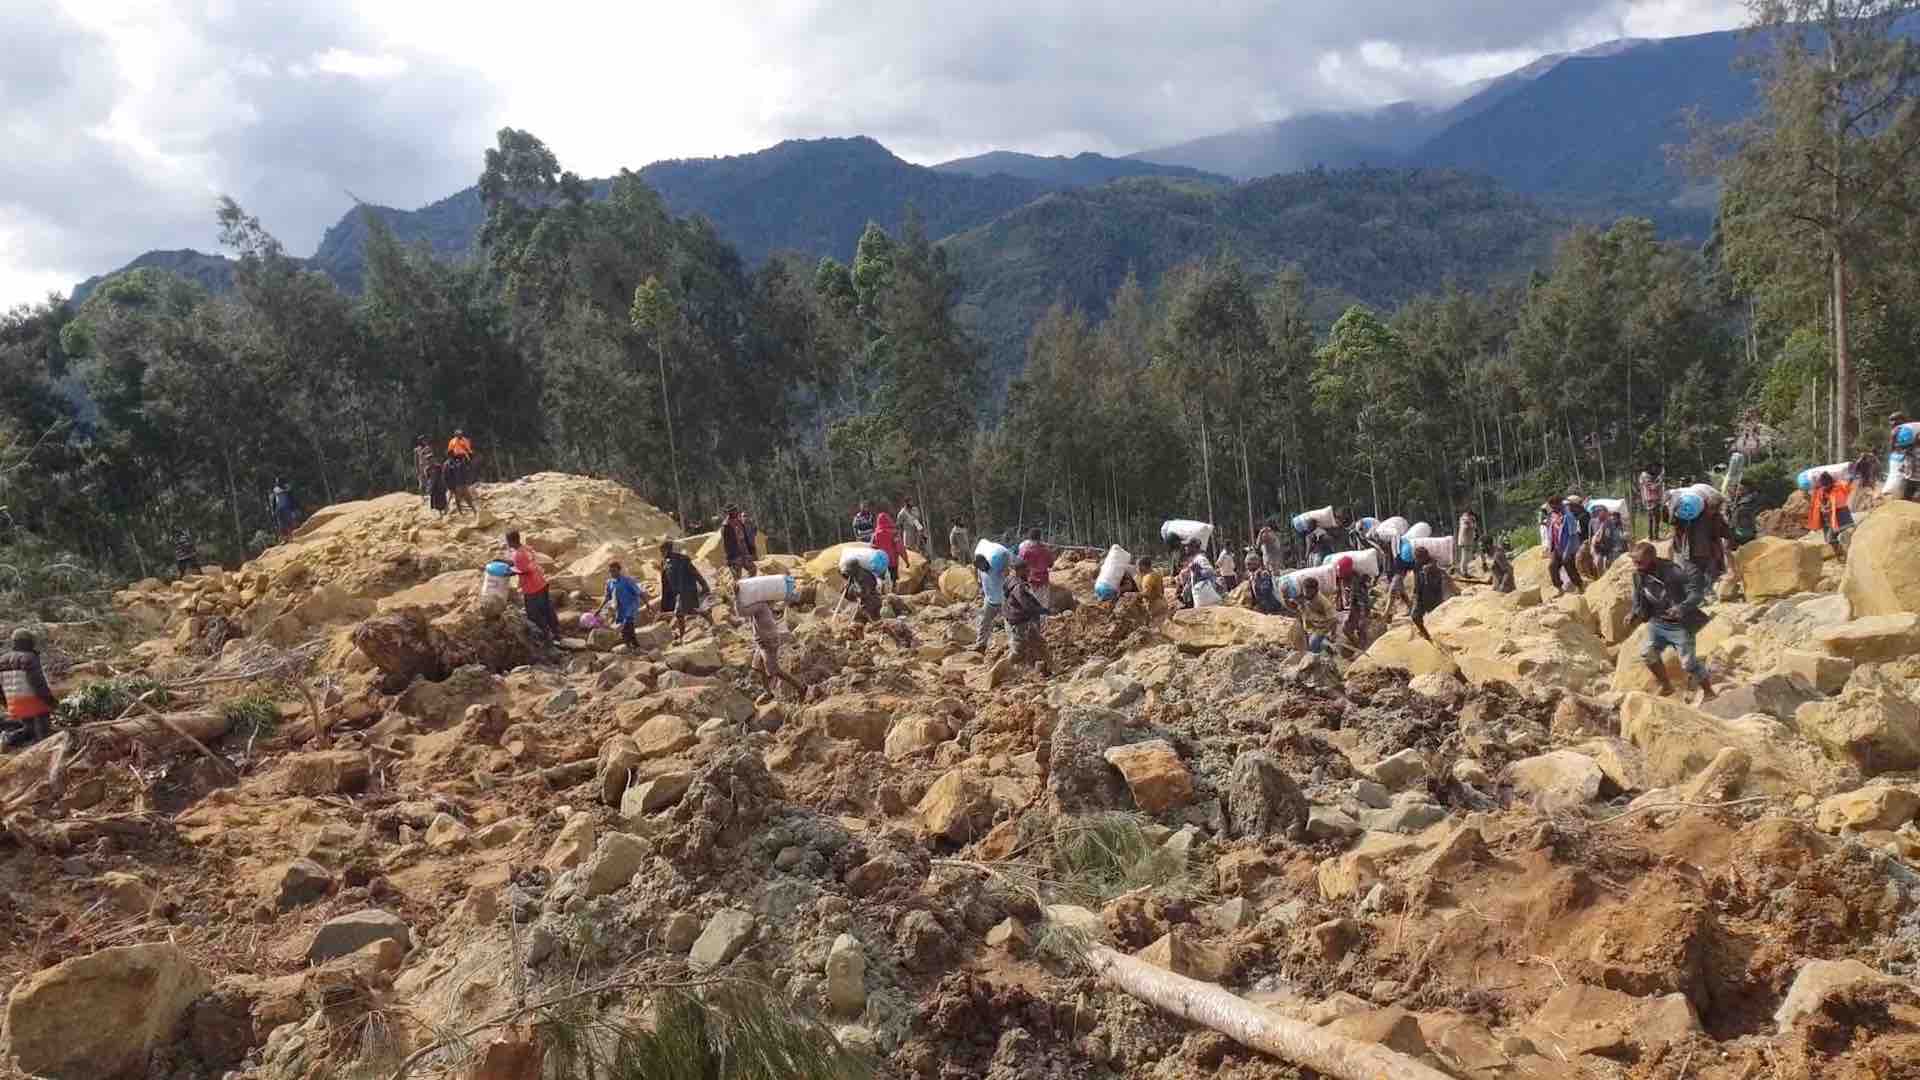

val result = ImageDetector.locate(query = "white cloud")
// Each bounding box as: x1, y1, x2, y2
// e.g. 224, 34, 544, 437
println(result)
2, 0, 1748, 308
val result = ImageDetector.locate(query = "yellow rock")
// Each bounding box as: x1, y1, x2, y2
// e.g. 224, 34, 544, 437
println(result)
1815, 614, 1920, 663
1163, 607, 1295, 652
1582, 558, 1637, 644
1842, 500, 1920, 617
939, 564, 980, 602
1619, 692, 1847, 796
1739, 537, 1824, 601
1351, 626, 1461, 679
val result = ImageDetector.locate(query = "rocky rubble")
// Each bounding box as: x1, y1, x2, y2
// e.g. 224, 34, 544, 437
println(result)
3, 474, 1918, 1079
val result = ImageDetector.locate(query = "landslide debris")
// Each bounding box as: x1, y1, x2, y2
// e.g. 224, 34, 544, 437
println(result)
1, 475, 1916, 1080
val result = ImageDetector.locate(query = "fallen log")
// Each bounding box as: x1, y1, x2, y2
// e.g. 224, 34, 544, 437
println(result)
1081, 941, 1453, 1080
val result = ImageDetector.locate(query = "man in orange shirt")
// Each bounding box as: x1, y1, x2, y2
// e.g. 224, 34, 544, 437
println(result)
505, 530, 561, 642
448, 429, 474, 461
1808, 471, 1853, 561
0, 628, 58, 748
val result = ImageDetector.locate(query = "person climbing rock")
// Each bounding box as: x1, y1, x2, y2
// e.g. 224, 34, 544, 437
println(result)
1294, 576, 1337, 654
973, 551, 1007, 651
659, 540, 715, 641
1628, 541, 1716, 702
742, 598, 805, 702
1545, 495, 1584, 594
721, 506, 757, 586
505, 530, 561, 643
1135, 556, 1166, 621
269, 479, 302, 540
1490, 539, 1516, 594
597, 561, 648, 650
1808, 470, 1854, 561
1409, 546, 1448, 643
1336, 557, 1374, 653
0, 628, 59, 749
1002, 558, 1053, 676
1244, 556, 1283, 615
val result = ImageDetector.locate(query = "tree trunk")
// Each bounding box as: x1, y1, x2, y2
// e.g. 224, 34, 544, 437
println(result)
1083, 943, 1454, 1080
1832, 247, 1854, 458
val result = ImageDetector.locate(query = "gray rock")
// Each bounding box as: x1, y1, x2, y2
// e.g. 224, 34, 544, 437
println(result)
307, 908, 411, 964
825, 933, 866, 1017
1206, 898, 1253, 932
662, 912, 701, 953
543, 688, 578, 717
1505, 750, 1605, 813
581, 834, 647, 897
620, 771, 693, 819
1306, 806, 1362, 841
1352, 781, 1391, 809
524, 924, 559, 967
689, 909, 757, 970
1700, 672, 1822, 724
1045, 707, 1129, 812
1223, 750, 1308, 840
275, 858, 333, 910
1368, 749, 1428, 789
1358, 801, 1447, 834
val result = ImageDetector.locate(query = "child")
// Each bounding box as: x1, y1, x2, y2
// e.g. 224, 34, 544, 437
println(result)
597, 561, 648, 650
1490, 539, 1516, 594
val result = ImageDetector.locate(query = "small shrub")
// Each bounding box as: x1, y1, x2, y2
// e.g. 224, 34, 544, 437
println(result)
542, 985, 873, 1080
218, 693, 279, 739
1049, 813, 1188, 905
56, 676, 167, 724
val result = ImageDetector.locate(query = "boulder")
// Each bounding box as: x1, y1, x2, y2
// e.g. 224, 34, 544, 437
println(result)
1738, 536, 1824, 601
1813, 785, 1920, 833
1527, 984, 1701, 1060
1699, 672, 1822, 724
1840, 499, 1920, 617
1505, 750, 1605, 813
938, 565, 980, 602
1162, 607, 1294, 652
614, 685, 754, 729
1793, 684, 1920, 775
1772, 649, 1853, 694
1223, 750, 1308, 840
581, 833, 647, 897
917, 770, 998, 844
1046, 707, 1129, 812
621, 771, 693, 818
279, 750, 370, 796
1620, 692, 1845, 796
1422, 588, 1613, 693
631, 715, 698, 758
824, 933, 866, 1017
307, 909, 411, 963
1101, 740, 1195, 813
1367, 748, 1429, 790
542, 813, 595, 871
689, 909, 757, 971
1814, 613, 1920, 663
884, 715, 952, 760
1582, 557, 1638, 644
804, 695, 900, 750
1349, 626, 1460, 679
3, 943, 211, 1079
1774, 958, 1910, 1033
662, 639, 723, 675
275, 859, 333, 910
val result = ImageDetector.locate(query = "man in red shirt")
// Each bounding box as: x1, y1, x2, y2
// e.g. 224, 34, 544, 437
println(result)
505, 530, 561, 642
1017, 528, 1054, 599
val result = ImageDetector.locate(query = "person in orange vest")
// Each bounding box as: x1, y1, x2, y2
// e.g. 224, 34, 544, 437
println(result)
448, 429, 474, 462
0, 628, 59, 748
1808, 471, 1853, 561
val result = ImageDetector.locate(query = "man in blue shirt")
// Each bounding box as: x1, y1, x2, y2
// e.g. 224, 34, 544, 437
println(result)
972, 552, 1007, 652
598, 561, 648, 649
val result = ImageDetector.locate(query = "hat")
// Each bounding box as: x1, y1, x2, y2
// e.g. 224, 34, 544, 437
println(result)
1335, 556, 1354, 579
10, 628, 34, 650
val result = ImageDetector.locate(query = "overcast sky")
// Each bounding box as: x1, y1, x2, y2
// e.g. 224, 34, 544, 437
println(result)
1, 0, 1744, 308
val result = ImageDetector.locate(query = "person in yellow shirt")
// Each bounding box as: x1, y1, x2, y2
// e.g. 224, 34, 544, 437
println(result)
1135, 556, 1166, 618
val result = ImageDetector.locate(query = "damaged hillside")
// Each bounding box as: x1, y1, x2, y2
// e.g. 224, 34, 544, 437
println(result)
2, 473, 1919, 1080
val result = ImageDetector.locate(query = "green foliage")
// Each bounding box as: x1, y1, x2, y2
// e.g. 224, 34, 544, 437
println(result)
218, 693, 280, 740
57, 676, 166, 724
539, 986, 873, 1080
1049, 813, 1191, 905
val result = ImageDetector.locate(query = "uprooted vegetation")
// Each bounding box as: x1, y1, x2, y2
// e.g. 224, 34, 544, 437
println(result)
2, 474, 1918, 1079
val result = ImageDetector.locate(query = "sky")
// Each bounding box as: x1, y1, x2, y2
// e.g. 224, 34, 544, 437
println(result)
1, 0, 1745, 309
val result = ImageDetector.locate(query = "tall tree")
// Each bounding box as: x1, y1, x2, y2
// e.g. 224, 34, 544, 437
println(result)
1707, 0, 1920, 456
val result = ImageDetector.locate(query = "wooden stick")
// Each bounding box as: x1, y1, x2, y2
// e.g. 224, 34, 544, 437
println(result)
1081, 942, 1454, 1080
132, 697, 235, 778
